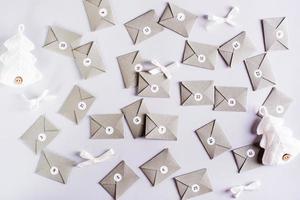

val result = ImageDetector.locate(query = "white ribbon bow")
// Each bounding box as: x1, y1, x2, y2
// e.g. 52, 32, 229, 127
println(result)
76, 149, 115, 168
230, 181, 261, 198
21, 89, 57, 110
148, 60, 179, 79
205, 6, 240, 30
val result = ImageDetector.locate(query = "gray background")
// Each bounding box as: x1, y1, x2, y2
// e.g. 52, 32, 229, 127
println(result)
0, 0, 299, 199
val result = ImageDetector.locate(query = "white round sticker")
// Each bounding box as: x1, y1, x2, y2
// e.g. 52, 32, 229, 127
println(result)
197, 54, 206, 63
176, 12, 186, 21
50, 166, 59, 175
150, 84, 159, 93
133, 116, 142, 125
99, 8, 108, 17
207, 137, 215, 146
58, 41, 68, 50
143, 26, 152, 35
232, 41, 241, 50
83, 58, 92, 67
276, 30, 284, 39
160, 166, 168, 174
37, 133, 47, 142
105, 126, 114, 135
113, 173, 122, 182
158, 126, 167, 134
194, 93, 203, 102
228, 98, 236, 107
77, 101, 87, 111
254, 69, 262, 78
276, 105, 285, 114
246, 149, 255, 158
134, 64, 143, 72
191, 184, 200, 193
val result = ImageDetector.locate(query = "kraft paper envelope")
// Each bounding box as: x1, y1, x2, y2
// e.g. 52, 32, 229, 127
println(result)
174, 169, 213, 200
262, 17, 288, 51
214, 86, 248, 112
137, 72, 170, 98
159, 3, 197, 37
145, 113, 178, 140
180, 80, 214, 106
59, 85, 95, 124
43, 26, 81, 57
258, 87, 293, 118
83, 0, 115, 31
90, 114, 124, 139
140, 148, 180, 186
99, 161, 139, 200
121, 98, 149, 138
182, 41, 218, 70
35, 150, 75, 184
20, 116, 59, 154
124, 10, 164, 44
117, 50, 144, 88
232, 145, 262, 173
195, 120, 231, 159
72, 42, 105, 79
244, 53, 276, 91
218, 31, 256, 67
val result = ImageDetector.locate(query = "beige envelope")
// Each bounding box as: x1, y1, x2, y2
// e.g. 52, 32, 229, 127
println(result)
59, 85, 95, 124
180, 80, 214, 106
137, 72, 170, 98
140, 148, 180, 186
182, 41, 218, 70
244, 53, 276, 91
214, 86, 248, 112
145, 113, 178, 140
83, 0, 115, 31
90, 114, 124, 139
99, 161, 139, 199
174, 169, 213, 200
262, 17, 288, 51
72, 42, 105, 79
218, 31, 256, 67
124, 10, 164, 44
43, 26, 82, 57
121, 98, 149, 138
117, 50, 144, 88
159, 3, 197, 37
20, 116, 59, 154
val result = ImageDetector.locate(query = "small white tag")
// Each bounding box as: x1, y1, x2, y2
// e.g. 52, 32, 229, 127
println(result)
59, 41, 68, 50
134, 64, 143, 72
143, 26, 152, 35
197, 54, 206, 63
113, 173, 122, 182
194, 93, 203, 102
83, 58, 92, 67
99, 8, 108, 17
38, 133, 47, 142
78, 101, 87, 111
158, 126, 167, 134
246, 149, 255, 158
207, 137, 215, 146
160, 165, 168, 174
150, 84, 159, 93
276, 30, 284, 39
276, 105, 284, 114
232, 41, 241, 50
133, 116, 142, 125
50, 166, 59, 175
228, 98, 236, 107
177, 12, 186, 21
105, 126, 114, 135
254, 69, 262, 78
191, 184, 200, 193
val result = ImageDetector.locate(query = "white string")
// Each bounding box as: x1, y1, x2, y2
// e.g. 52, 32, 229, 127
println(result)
230, 180, 261, 198
21, 89, 57, 110
18, 24, 25, 33
148, 60, 179, 79
205, 6, 240, 30
76, 149, 115, 168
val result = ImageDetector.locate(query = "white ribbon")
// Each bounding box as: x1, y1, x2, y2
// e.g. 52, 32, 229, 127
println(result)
148, 60, 179, 79
205, 6, 240, 30
21, 89, 56, 110
230, 180, 261, 198
76, 149, 115, 168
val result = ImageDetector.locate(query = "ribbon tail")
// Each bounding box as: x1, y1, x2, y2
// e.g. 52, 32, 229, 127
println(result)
76, 160, 96, 168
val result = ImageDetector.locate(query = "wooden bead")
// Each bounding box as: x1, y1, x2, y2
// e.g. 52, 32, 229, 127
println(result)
282, 153, 291, 161
15, 76, 23, 85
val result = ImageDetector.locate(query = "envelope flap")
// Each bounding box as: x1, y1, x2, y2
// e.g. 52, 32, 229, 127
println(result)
44, 117, 59, 132
180, 83, 193, 104
44, 27, 58, 45
263, 17, 285, 28
101, 161, 125, 185
196, 120, 214, 140
117, 51, 142, 66
137, 72, 150, 93
183, 41, 196, 61
122, 99, 146, 117
52, 26, 81, 43
189, 41, 217, 56
87, 0, 102, 6
141, 149, 178, 170
244, 53, 266, 68
174, 169, 206, 185
90, 114, 123, 129
215, 86, 247, 101
77, 86, 94, 99
73, 42, 93, 55
160, 3, 174, 21
125, 10, 156, 29
219, 31, 246, 52
181, 80, 213, 94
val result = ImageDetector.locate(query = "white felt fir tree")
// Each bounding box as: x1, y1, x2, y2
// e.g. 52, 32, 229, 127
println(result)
0, 24, 42, 87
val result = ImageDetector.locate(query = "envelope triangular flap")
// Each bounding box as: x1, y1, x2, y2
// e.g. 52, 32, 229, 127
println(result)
125, 10, 157, 30
44, 117, 59, 132
78, 85, 94, 99
101, 183, 116, 199
73, 42, 93, 55
44, 27, 57, 46
87, 0, 102, 6
159, 3, 174, 22
196, 120, 214, 140
91, 114, 123, 129
214, 86, 227, 107
141, 149, 169, 169
180, 83, 193, 105
175, 180, 189, 198
90, 116, 102, 137
275, 18, 288, 47
121, 99, 145, 118
101, 161, 125, 185
214, 86, 247, 111
182, 41, 196, 62
137, 72, 150, 94
51, 26, 81, 45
